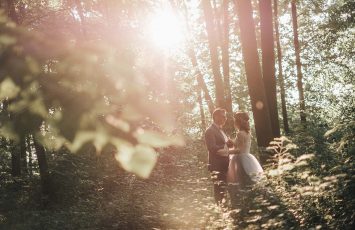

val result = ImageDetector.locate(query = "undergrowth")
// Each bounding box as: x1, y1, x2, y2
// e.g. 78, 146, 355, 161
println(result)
0, 124, 354, 229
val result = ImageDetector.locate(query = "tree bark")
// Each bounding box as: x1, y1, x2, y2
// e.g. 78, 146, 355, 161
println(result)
202, 0, 226, 108
33, 137, 52, 196
20, 135, 27, 174
11, 142, 21, 177
273, 0, 289, 133
187, 48, 215, 115
176, 0, 215, 115
221, 0, 232, 114
291, 0, 306, 124
259, 0, 280, 138
6, 0, 22, 177
27, 135, 33, 176
197, 88, 207, 133
219, 0, 235, 135
233, 0, 273, 147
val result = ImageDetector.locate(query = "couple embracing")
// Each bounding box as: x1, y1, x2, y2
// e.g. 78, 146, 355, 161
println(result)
204, 108, 264, 205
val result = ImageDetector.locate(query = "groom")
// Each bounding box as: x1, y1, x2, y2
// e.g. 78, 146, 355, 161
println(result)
204, 108, 233, 205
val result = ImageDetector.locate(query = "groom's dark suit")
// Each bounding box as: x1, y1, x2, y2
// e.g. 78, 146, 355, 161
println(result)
205, 124, 229, 172
205, 123, 229, 203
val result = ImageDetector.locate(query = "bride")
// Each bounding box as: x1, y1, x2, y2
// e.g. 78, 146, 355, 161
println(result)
227, 112, 264, 184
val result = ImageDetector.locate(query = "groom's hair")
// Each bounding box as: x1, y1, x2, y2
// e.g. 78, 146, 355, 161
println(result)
212, 108, 226, 121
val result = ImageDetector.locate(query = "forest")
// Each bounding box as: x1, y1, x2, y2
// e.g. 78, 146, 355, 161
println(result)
0, 0, 354, 229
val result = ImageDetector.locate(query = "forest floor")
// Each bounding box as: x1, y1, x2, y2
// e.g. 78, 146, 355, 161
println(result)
0, 144, 298, 230
0, 131, 353, 229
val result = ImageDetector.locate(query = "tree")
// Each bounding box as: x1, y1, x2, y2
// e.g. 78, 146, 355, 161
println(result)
273, 0, 289, 133
211, 0, 234, 134
221, 0, 232, 115
202, 0, 226, 109
0, 1, 183, 181
11, 144, 21, 176
187, 47, 215, 115
197, 88, 207, 133
291, 0, 306, 124
20, 135, 27, 173
233, 0, 273, 147
259, 0, 280, 137
26, 135, 33, 176
211, 0, 232, 115
221, 0, 235, 134
173, 0, 215, 115
33, 137, 52, 196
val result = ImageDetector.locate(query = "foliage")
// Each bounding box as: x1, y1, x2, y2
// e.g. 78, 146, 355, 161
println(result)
0, 10, 183, 178
262, 131, 355, 229
1, 128, 354, 229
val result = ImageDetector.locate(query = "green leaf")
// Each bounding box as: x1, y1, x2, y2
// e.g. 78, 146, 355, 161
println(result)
25, 56, 40, 74
121, 106, 144, 121
324, 126, 339, 137
0, 124, 19, 141
295, 154, 315, 163
115, 144, 157, 178
68, 131, 97, 153
40, 134, 66, 151
92, 128, 109, 153
0, 35, 16, 45
0, 78, 20, 100
29, 98, 48, 118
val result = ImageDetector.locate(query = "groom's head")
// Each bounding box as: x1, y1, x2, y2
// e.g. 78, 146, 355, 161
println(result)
212, 108, 227, 127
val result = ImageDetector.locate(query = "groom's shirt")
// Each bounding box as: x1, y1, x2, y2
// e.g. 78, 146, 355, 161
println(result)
214, 123, 228, 143
205, 123, 229, 172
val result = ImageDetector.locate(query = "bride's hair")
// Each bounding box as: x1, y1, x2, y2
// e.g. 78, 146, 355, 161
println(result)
234, 112, 250, 133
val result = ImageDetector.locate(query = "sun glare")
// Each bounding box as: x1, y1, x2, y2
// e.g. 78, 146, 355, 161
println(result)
148, 10, 185, 50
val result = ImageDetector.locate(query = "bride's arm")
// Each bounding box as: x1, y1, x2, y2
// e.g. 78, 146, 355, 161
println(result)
229, 132, 246, 154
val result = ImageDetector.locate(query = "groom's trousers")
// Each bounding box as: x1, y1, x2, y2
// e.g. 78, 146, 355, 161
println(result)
211, 170, 227, 205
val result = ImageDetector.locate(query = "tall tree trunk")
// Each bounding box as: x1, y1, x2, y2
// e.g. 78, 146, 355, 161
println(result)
27, 135, 33, 176
197, 88, 207, 133
209, 0, 233, 132
233, 0, 273, 147
212, 0, 223, 51
11, 142, 21, 176
202, 0, 226, 108
6, 0, 23, 177
176, 0, 215, 115
220, 0, 235, 135
187, 48, 215, 115
259, 0, 280, 138
33, 137, 52, 196
291, 0, 306, 124
273, 0, 289, 133
20, 135, 27, 174
221, 0, 232, 114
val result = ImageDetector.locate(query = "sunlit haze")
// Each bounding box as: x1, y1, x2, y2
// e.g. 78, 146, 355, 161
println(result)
147, 10, 185, 50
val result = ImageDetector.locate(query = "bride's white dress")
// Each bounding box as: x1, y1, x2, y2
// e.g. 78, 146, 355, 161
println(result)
227, 131, 263, 183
